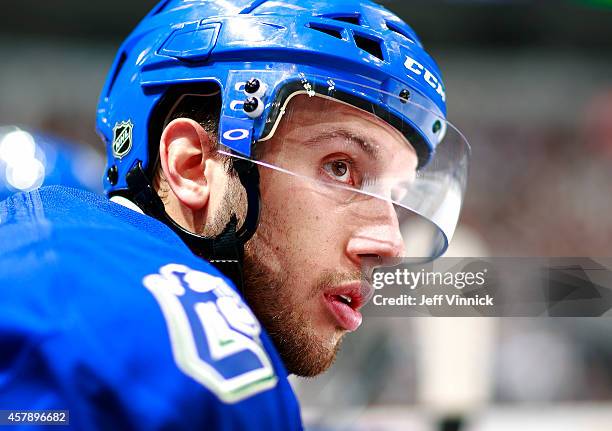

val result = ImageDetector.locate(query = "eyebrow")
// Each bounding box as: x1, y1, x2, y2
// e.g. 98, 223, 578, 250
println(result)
302, 129, 380, 160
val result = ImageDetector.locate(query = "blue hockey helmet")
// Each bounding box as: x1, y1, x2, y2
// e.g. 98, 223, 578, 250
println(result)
97, 0, 469, 261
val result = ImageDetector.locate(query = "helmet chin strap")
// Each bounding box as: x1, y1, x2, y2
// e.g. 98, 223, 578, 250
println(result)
124, 158, 261, 291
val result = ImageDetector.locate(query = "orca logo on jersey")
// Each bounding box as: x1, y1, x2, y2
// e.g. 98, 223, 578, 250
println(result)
112, 120, 133, 159
404, 56, 446, 102
143, 264, 278, 403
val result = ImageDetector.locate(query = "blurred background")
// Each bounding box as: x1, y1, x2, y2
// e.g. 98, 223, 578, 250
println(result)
1, 0, 611, 430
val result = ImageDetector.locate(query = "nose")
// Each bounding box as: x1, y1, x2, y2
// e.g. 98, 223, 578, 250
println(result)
345, 200, 405, 266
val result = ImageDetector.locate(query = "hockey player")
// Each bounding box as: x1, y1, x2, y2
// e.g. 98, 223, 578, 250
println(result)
0, 0, 470, 429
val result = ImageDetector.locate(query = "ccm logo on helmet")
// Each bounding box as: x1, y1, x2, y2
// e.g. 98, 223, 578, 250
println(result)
404, 56, 446, 103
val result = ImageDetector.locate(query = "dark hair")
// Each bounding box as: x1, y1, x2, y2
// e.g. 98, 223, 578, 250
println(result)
148, 83, 236, 192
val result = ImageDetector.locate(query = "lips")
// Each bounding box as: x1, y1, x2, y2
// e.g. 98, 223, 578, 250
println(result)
323, 281, 374, 332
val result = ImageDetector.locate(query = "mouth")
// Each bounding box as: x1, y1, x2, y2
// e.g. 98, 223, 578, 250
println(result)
322, 281, 374, 332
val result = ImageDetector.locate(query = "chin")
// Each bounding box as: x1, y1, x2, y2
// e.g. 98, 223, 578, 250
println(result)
322, 326, 346, 347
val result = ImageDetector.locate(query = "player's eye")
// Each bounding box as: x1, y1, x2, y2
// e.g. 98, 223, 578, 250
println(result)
322, 159, 354, 185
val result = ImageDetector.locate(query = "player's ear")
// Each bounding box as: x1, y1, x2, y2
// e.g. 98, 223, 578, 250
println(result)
159, 118, 216, 211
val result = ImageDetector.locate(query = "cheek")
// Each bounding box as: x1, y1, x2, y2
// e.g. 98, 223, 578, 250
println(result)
264, 175, 342, 252
258, 172, 347, 280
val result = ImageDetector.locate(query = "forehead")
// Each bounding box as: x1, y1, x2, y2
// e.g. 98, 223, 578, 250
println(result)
280, 94, 404, 137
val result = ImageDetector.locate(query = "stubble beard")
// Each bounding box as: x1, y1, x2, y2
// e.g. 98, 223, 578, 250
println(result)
242, 246, 345, 377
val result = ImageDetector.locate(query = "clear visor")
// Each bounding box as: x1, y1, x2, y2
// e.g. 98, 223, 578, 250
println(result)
219, 71, 470, 259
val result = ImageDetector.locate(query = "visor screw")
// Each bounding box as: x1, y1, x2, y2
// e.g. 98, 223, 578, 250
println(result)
399, 89, 410, 103
244, 96, 265, 118
245, 78, 268, 98
244, 97, 259, 113
107, 165, 118, 186
433, 120, 442, 134
245, 78, 261, 95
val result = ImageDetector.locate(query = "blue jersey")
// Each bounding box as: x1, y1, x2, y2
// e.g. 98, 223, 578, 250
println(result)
0, 186, 302, 430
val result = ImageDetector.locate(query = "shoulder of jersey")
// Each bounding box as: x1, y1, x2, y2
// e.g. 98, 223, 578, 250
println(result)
0, 186, 303, 430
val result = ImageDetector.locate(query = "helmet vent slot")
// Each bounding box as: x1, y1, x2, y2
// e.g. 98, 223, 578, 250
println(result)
307, 23, 344, 40
326, 14, 361, 25
353, 33, 385, 61
385, 21, 415, 43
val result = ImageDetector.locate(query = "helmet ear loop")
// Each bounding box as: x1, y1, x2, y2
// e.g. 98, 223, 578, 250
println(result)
206, 156, 261, 292
124, 159, 261, 292
233, 157, 261, 244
